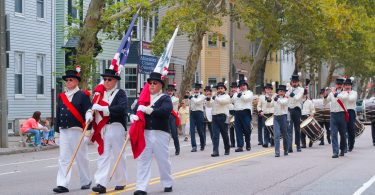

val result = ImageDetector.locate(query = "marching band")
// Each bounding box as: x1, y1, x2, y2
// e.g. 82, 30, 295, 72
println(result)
52, 68, 373, 194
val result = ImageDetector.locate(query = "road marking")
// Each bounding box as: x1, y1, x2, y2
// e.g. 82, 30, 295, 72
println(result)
0, 170, 21, 176
88, 149, 273, 195
353, 175, 375, 195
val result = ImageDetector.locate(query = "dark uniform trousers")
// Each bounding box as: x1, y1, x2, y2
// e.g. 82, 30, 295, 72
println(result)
258, 113, 273, 146
212, 114, 230, 153
204, 121, 213, 142
234, 109, 252, 148
330, 112, 347, 155
300, 115, 309, 146
169, 115, 180, 153
288, 107, 302, 151
319, 121, 331, 144
347, 109, 356, 150
190, 111, 206, 148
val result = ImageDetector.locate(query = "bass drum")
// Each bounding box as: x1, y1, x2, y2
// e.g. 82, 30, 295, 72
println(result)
354, 118, 365, 138
313, 99, 330, 123
364, 99, 375, 122
300, 116, 324, 142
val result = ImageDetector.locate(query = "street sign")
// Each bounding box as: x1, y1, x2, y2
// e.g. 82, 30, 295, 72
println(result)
139, 55, 159, 74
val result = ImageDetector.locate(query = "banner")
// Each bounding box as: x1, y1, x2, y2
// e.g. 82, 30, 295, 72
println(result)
139, 55, 159, 74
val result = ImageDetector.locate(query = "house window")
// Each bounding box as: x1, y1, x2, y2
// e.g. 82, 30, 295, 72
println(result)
132, 23, 138, 39
208, 34, 217, 47
221, 35, 226, 48
208, 78, 217, 86
68, 0, 83, 26
149, 17, 154, 40
15, 0, 24, 14
125, 67, 137, 97
15, 52, 24, 94
37, 0, 45, 18
36, 55, 45, 94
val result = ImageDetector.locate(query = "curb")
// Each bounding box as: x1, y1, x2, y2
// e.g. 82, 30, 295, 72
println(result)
0, 145, 59, 156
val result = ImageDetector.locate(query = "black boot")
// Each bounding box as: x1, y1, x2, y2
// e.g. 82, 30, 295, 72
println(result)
81, 181, 92, 190
175, 148, 180, 155
191, 147, 197, 152
309, 141, 313, 147
224, 149, 230, 155
134, 190, 147, 195
115, 185, 125, 190
235, 147, 243, 152
53, 186, 69, 193
164, 187, 173, 192
92, 184, 106, 194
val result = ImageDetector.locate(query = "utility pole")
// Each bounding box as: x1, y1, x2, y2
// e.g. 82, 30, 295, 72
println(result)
0, 0, 8, 147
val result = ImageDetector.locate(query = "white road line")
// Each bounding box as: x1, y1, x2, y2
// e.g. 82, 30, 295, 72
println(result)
353, 175, 375, 195
0, 170, 21, 176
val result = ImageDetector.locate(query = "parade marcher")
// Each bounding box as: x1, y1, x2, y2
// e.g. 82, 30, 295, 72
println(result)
232, 78, 254, 152
53, 69, 92, 193
130, 72, 173, 195
300, 89, 316, 148
89, 69, 128, 193
229, 82, 238, 147
204, 85, 214, 141
286, 74, 304, 153
323, 78, 349, 158
370, 90, 375, 146
318, 88, 331, 145
189, 83, 206, 152
257, 83, 274, 148
206, 82, 231, 157
178, 99, 190, 141
272, 85, 289, 157
344, 78, 357, 152
166, 84, 181, 155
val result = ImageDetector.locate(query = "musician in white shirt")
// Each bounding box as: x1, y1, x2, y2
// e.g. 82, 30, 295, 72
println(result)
286, 74, 305, 153
189, 83, 207, 152
272, 85, 289, 157
204, 86, 214, 142
232, 79, 254, 152
344, 78, 358, 152
257, 83, 274, 148
166, 84, 180, 155
229, 82, 238, 147
206, 82, 231, 157
323, 78, 349, 158
300, 89, 316, 148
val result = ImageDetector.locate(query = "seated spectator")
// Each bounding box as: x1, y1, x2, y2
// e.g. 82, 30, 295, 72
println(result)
21, 111, 46, 147
43, 119, 56, 145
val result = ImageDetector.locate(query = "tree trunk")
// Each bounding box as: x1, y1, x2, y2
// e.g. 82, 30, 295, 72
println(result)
76, 0, 106, 90
178, 29, 206, 99
248, 39, 270, 91
294, 43, 304, 74
325, 60, 336, 87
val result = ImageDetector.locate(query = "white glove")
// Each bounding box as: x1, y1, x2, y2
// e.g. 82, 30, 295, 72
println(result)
137, 105, 153, 115
85, 111, 93, 123
137, 105, 147, 112
92, 104, 105, 111
130, 114, 139, 123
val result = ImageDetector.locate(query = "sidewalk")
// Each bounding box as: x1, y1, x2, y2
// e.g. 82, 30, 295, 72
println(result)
0, 135, 59, 155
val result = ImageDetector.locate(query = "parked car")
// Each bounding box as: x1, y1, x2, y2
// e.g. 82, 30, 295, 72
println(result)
356, 99, 365, 122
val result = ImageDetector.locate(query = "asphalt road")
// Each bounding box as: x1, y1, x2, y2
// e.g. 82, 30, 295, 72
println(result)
0, 125, 374, 195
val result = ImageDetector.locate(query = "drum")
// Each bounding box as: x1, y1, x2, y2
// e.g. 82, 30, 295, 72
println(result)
252, 97, 259, 115
313, 99, 330, 123
265, 115, 276, 138
364, 99, 375, 121
354, 118, 365, 138
300, 116, 324, 142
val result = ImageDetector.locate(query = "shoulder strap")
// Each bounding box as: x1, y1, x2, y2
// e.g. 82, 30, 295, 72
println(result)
60, 93, 86, 128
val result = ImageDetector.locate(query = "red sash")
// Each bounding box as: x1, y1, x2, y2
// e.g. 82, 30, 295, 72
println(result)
60, 93, 86, 129
171, 110, 180, 127
337, 99, 349, 122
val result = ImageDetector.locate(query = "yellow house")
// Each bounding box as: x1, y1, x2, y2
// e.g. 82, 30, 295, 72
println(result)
264, 51, 281, 85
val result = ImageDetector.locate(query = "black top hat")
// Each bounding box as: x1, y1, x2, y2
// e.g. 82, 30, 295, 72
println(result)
230, 82, 238, 88
336, 78, 345, 84
167, 84, 177, 91
264, 83, 273, 89
101, 69, 121, 80
277, 85, 287, 92
204, 86, 212, 92
215, 82, 227, 91
238, 79, 248, 87
194, 83, 202, 89
304, 89, 308, 95
147, 72, 164, 87
290, 74, 299, 81
320, 88, 325, 94
344, 78, 353, 85
62, 70, 81, 82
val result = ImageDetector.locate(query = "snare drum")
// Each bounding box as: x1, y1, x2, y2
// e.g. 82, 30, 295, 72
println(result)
354, 118, 365, 138
300, 116, 324, 142
364, 99, 375, 121
313, 99, 330, 123
265, 115, 275, 138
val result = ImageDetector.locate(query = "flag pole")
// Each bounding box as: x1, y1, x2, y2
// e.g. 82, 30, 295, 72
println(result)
109, 134, 130, 182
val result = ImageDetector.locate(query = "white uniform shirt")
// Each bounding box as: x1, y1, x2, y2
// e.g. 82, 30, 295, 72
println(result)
206, 94, 231, 116
170, 95, 179, 112
301, 99, 315, 116
189, 93, 206, 111
204, 100, 213, 122
286, 86, 304, 109
257, 94, 274, 114
232, 90, 253, 111
346, 90, 358, 110
272, 96, 289, 116
323, 90, 349, 112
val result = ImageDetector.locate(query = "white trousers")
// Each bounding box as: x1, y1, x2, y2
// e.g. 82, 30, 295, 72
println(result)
136, 130, 173, 191
56, 128, 90, 187
94, 123, 127, 187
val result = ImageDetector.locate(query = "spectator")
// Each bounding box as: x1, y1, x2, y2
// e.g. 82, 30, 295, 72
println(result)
42, 119, 56, 145
178, 100, 190, 141
21, 111, 46, 147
